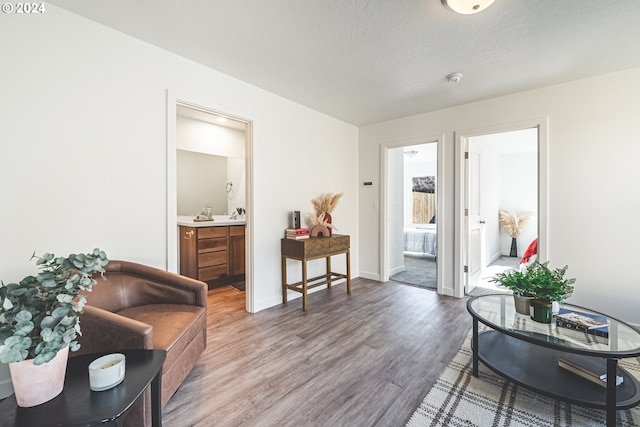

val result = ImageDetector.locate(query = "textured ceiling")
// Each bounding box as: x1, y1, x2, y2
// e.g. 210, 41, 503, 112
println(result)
49, 0, 640, 126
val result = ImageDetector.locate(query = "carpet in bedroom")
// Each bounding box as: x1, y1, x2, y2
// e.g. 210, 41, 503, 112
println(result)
390, 254, 437, 290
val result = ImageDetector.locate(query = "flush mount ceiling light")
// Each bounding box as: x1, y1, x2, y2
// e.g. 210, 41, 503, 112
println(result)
404, 150, 418, 158
441, 0, 495, 14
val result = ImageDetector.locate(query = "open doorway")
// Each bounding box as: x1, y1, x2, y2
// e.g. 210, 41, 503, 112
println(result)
388, 143, 438, 290
467, 128, 538, 293
380, 136, 443, 293
456, 119, 548, 298
167, 92, 254, 312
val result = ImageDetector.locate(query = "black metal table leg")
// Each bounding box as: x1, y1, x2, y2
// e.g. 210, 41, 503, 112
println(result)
151, 369, 163, 427
472, 318, 479, 377
606, 358, 618, 427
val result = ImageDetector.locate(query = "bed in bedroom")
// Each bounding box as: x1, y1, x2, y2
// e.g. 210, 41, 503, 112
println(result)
403, 225, 437, 257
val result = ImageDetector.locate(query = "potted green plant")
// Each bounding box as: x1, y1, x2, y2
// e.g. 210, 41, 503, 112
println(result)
526, 261, 575, 323
0, 248, 109, 407
490, 261, 575, 321
490, 269, 535, 315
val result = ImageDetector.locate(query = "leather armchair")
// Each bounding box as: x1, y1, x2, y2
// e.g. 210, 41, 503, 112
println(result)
76, 260, 207, 426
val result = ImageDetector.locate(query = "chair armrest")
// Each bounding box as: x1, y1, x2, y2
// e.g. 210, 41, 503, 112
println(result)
104, 260, 208, 308
75, 305, 153, 355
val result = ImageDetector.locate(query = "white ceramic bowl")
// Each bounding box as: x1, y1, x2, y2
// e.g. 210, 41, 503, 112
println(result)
88, 353, 126, 391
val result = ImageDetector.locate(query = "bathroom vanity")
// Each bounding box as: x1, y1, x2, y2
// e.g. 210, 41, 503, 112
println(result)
178, 216, 245, 285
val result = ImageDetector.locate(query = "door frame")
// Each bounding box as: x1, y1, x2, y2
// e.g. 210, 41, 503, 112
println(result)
167, 90, 255, 313
454, 117, 548, 297
380, 134, 444, 293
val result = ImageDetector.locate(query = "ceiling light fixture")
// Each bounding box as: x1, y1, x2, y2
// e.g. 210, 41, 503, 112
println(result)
441, 0, 495, 15
404, 150, 418, 158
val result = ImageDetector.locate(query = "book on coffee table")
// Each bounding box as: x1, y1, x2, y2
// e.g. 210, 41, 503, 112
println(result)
555, 308, 609, 338
558, 354, 623, 388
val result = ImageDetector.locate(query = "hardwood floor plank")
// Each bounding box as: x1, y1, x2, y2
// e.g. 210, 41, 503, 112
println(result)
162, 278, 470, 427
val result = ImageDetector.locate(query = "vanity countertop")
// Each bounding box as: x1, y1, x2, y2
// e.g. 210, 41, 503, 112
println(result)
177, 215, 246, 227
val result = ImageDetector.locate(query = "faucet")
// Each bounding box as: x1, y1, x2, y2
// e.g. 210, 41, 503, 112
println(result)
229, 211, 238, 220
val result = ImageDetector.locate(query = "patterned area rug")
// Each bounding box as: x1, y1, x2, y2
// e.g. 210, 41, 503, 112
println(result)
406, 331, 640, 427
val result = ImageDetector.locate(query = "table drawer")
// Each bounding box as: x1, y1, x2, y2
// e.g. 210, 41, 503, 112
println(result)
330, 235, 350, 252
281, 235, 350, 258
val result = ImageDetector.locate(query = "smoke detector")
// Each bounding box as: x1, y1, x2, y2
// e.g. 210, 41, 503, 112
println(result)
446, 73, 462, 84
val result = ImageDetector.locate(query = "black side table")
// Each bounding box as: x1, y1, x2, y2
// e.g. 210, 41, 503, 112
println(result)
0, 349, 166, 427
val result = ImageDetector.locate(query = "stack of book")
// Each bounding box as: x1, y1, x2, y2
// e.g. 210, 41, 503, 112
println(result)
558, 354, 623, 388
285, 228, 310, 240
554, 308, 609, 338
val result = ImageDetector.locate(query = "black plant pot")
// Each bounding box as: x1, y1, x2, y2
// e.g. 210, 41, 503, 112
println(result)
510, 237, 518, 257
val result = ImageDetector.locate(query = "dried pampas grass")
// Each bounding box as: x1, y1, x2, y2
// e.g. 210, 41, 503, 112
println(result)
311, 192, 343, 216
308, 212, 334, 228
498, 210, 530, 238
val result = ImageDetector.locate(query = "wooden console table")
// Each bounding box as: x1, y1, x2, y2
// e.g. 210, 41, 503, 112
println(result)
281, 235, 351, 311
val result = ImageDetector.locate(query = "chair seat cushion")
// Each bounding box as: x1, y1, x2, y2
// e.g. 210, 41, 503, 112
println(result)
117, 304, 206, 373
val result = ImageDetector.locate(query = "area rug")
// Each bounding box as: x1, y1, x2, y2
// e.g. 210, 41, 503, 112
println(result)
406, 331, 640, 427
390, 254, 436, 290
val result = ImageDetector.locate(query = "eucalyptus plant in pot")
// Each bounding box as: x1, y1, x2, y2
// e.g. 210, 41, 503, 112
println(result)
0, 248, 108, 407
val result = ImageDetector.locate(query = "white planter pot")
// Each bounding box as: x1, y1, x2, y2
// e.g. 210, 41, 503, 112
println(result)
0, 362, 14, 399
8, 346, 69, 407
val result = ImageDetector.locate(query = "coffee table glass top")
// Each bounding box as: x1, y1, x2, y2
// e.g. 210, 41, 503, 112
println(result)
468, 294, 640, 357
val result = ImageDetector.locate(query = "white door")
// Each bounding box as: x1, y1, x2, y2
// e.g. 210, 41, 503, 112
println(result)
465, 151, 482, 293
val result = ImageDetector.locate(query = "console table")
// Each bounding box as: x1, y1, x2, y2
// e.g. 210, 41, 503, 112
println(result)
281, 235, 351, 311
468, 294, 640, 427
0, 349, 166, 427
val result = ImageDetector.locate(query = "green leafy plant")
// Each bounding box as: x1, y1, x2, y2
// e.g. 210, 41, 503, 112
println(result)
0, 249, 109, 365
491, 261, 575, 303
490, 269, 535, 297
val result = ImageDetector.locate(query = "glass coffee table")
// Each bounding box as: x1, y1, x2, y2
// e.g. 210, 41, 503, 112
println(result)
468, 294, 640, 427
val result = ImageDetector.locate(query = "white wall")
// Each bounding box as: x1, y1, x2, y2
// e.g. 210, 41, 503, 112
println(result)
0, 6, 359, 313
176, 150, 228, 216
360, 67, 640, 325
500, 152, 538, 257
176, 116, 245, 158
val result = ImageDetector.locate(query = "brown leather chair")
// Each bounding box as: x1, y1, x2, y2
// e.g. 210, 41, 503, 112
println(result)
76, 260, 207, 426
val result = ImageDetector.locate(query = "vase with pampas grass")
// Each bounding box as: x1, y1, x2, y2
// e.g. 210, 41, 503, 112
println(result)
498, 210, 530, 257
309, 192, 343, 236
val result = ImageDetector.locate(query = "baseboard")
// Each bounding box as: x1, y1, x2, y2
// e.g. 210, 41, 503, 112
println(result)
389, 265, 405, 276
487, 252, 501, 265
359, 271, 380, 281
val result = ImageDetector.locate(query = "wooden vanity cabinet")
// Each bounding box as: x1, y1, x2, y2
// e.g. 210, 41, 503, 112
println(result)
179, 225, 245, 283
229, 225, 246, 277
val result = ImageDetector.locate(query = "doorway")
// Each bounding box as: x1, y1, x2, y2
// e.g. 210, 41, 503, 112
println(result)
166, 92, 254, 312
455, 118, 548, 297
388, 143, 438, 290
380, 136, 444, 293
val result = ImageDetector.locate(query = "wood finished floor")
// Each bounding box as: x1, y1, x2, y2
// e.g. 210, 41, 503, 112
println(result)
162, 278, 471, 427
